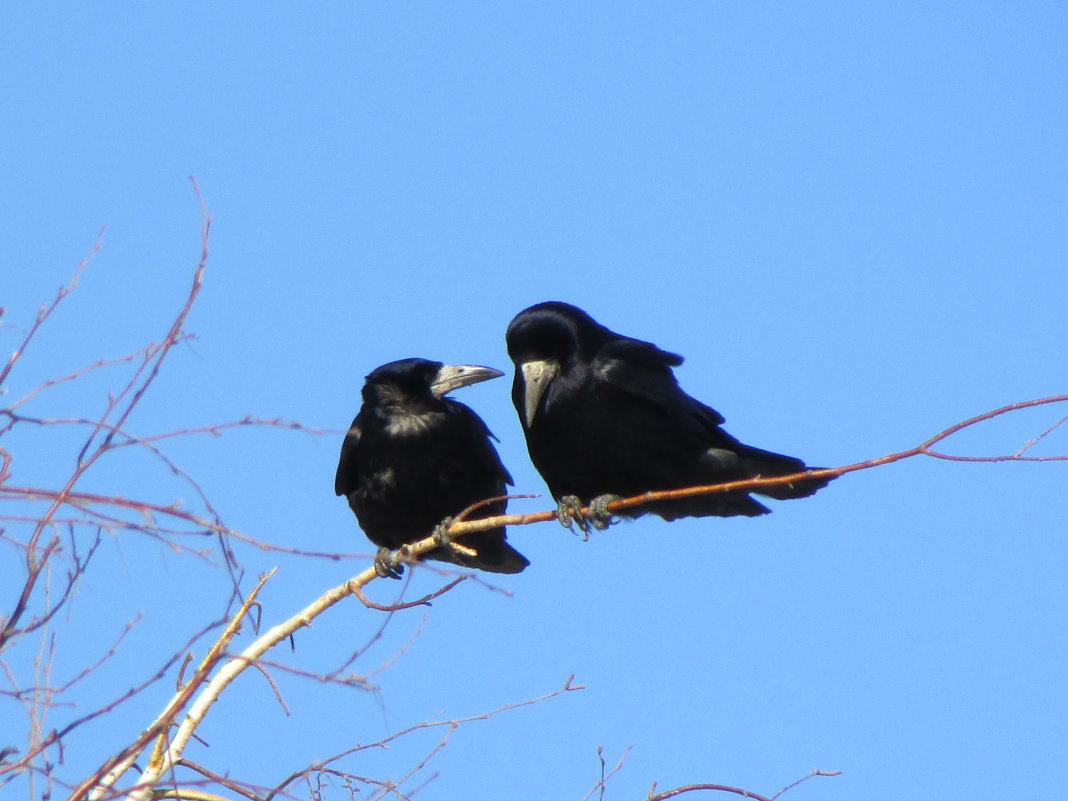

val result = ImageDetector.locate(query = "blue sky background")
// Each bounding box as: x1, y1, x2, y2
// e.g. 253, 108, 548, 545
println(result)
2, 3, 1066, 800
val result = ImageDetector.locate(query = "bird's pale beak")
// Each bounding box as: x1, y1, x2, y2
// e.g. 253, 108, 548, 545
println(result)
430, 364, 504, 398
520, 359, 558, 427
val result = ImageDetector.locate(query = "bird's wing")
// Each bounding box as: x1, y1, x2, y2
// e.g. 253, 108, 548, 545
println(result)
485, 433, 514, 488
597, 338, 727, 429
451, 402, 514, 487
334, 415, 363, 496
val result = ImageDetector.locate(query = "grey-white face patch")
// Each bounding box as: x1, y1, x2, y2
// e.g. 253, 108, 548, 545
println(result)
520, 359, 559, 427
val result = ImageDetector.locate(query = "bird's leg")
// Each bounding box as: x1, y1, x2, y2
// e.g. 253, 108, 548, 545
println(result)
557, 495, 591, 539
374, 546, 404, 580
585, 494, 621, 530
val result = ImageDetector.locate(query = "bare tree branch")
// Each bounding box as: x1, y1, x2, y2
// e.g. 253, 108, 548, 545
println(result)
430, 392, 1068, 545
579, 745, 632, 801
644, 769, 842, 801
0, 227, 105, 390
68, 570, 272, 801
262, 675, 585, 801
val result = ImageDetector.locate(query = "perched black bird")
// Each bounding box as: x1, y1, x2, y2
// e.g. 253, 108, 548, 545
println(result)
335, 358, 528, 576
505, 302, 833, 524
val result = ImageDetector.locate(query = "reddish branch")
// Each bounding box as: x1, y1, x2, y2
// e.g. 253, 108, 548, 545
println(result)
348, 577, 467, 611
0, 227, 104, 389
439, 393, 1068, 542
1, 181, 211, 653
644, 769, 842, 801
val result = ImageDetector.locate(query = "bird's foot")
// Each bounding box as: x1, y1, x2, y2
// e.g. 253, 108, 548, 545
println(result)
586, 494, 621, 530
432, 517, 456, 547
556, 494, 620, 537
374, 546, 404, 580
557, 495, 591, 539
431, 517, 477, 560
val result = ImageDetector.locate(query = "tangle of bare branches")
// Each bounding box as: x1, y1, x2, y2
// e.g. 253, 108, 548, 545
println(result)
2, 193, 1064, 801
66, 393, 1064, 801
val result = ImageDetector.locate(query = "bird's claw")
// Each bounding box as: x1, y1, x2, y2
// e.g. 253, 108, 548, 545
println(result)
557, 495, 591, 539
374, 546, 404, 580
556, 494, 619, 537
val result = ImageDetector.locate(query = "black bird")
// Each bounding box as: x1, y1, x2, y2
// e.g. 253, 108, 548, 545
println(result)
505, 302, 833, 525
335, 358, 528, 576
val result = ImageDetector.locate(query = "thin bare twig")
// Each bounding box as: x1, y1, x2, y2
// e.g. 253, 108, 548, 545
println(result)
771, 769, 843, 799
263, 675, 584, 801
349, 577, 467, 611
579, 745, 632, 801
0, 226, 105, 389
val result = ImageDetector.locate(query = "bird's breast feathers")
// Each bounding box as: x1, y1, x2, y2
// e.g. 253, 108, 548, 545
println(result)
382, 413, 432, 437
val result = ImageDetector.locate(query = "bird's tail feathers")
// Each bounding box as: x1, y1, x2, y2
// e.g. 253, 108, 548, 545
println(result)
737, 445, 834, 500
433, 530, 529, 574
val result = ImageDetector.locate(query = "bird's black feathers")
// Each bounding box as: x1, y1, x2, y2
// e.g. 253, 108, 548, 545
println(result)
505, 302, 832, 521
335, 358, 528, 573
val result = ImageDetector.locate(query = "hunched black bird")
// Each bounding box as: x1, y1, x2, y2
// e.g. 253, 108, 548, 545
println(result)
505, 302, 833, 525
335, 358, 528, 576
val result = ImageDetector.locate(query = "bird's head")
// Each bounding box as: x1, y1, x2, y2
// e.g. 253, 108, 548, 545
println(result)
505, 302, 603, 427
362, 358, 503, 412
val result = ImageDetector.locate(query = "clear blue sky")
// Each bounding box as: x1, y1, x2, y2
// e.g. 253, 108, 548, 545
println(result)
2, 3, 1066, 800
